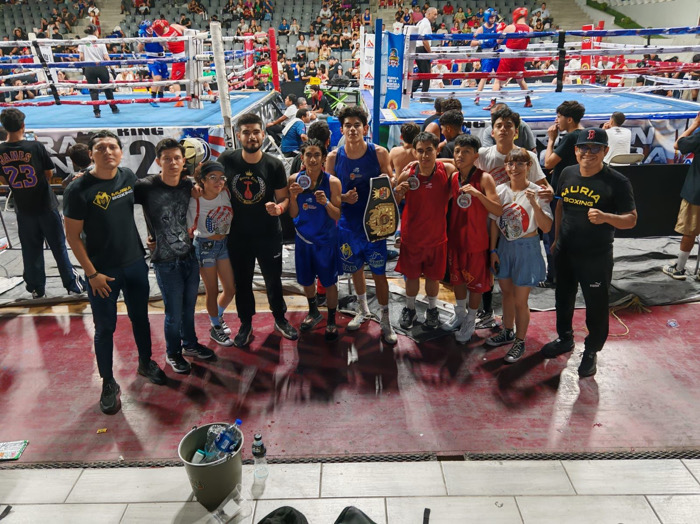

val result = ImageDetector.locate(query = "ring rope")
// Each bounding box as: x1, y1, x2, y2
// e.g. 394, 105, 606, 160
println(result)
0, 96, 191, 108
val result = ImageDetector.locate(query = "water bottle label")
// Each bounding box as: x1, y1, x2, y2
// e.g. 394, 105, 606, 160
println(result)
215, 432, 232, 453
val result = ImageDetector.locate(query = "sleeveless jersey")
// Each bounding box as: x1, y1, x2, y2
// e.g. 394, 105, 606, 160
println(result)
164, 26, 185, 55
481, 23, 499, 49
401, 161, 452, 248
334, 142, 382, 234
293, 171, 337, 246
505, 23, 530, 50
447, 168, 489, 252
139, 29, 164, 55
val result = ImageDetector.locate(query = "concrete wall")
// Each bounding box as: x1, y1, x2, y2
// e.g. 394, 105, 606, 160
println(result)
615, 0, 699, 30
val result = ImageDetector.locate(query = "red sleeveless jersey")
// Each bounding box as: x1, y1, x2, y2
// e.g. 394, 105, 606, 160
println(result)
401, 161, 452, 248
447, 168, 490, 252
505, 24, 531, 50
165, 26, 185, 54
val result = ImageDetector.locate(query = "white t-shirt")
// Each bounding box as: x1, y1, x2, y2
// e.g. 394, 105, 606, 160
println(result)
476, 146, 546, 186
604, 126, 632, 165
393, 21, 404, 33
79, 35, 108, 63
490, 182, 553, 241
187, 191, 233, 238
416, 17, 432, 48
283, 104, 297, 120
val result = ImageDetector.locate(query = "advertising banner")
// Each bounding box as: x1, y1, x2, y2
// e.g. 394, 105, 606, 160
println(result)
360, 33, 375, 90
384, 32, 405, 110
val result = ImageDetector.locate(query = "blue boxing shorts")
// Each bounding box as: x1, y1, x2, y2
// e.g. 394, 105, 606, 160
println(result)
295, 236, 339, 288
481, 58, 500, 73
148, 61, 169, 79
338, 227, 387, 275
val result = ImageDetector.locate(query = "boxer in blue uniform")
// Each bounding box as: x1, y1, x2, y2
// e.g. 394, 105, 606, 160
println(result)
137, 20, 168, 107
472, 8, 501, 105
288, 139, 342, 341
325, 106, 398, 344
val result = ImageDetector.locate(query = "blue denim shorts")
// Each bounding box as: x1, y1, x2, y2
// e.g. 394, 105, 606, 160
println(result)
194, 237, 229, 268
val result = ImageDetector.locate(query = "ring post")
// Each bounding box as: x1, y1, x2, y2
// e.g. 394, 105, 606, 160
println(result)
372, 19, 382, 146
210, 22, 235, 148
186, 29, 203, 109
268, 28, 280, 92
244, 35, 254, 87
555, 30, 567, 93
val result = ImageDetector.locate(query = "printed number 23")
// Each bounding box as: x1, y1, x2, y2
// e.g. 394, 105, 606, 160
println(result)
3, 165, 38, 189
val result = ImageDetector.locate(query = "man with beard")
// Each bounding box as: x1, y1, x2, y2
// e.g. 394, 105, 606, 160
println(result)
218, 113, 299, 346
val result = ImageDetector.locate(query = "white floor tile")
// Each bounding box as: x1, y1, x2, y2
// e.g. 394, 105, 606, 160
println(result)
121, 501, 254, 523
647, 495, 700, 524
0, 469, 83, 504
682, 460, 700, 483
562, 460, 700, 495
386, 496, 522, 524
254, 498, 386, 524
246, 464, 321, 500
3, 503, 126, 523
66, 467, 193, 503
517, 495, 660, 524
442, 461, 575, 496
321, 462, 446, 498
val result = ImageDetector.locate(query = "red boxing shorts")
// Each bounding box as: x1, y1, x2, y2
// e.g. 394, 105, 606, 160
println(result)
497, 58, 526, 74
171, 62, 186, 80
396, 241, 447, 281
448, 248, 492, 292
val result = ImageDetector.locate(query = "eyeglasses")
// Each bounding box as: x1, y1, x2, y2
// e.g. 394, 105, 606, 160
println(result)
577, 144, 605, 155
205, 174, 227, 182
505, 161, 529, 169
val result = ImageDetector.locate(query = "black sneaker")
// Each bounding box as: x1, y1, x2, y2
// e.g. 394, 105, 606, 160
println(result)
578, 350, 597, 377
100, 379, 121, 415
475, 309, 498, 330
233, 322, 253, 347
67, 276, 87, 295
137, 359, 167, 385
504, 339, 526, 363
31, 290, 46, 299
485, 328, 515, 347
166, 353, 191, 373
182, 343, 215, 360
210, 325, 234, 347
94, 111, 101, 118
399, 307, 417, 330
111, 105, 120, 114
275, 318, 299, 340
424, 307, 440, 330
541, 338, 575, 359
218, 316, 231, 335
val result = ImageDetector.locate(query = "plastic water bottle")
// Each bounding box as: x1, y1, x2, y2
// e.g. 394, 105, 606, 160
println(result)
209, 419, 243, 463
202, 424, 225, 463
252, 434, 268, 480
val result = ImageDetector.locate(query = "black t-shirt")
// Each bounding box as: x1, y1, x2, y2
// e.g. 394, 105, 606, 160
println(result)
677, 131, 700, 205
305, 66, 318, 78
312, 94, 331, 114
552, 129, 584, 189
63, 167, 145, 271
556, 164, 636, 254
284, 64, 295, 81
439, 139, 456, 160
134, 174, 193, 263
0, 140, 56, 216
329, 63, 340, 78
219, 149, 287, 237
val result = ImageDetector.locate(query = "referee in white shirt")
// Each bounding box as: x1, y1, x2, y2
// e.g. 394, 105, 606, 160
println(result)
412, 7, 439, 94
79, 24, 119, 118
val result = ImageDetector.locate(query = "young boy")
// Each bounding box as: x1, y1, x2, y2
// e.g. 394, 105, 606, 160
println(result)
443, 135, 503, 342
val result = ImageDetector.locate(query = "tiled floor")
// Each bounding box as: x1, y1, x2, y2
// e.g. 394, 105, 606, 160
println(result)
2, 460, 700, 523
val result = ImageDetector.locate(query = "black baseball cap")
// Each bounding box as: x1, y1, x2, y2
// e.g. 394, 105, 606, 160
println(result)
576, 128, 608, 146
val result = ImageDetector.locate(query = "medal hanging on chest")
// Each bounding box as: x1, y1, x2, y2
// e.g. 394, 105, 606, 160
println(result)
456, 193, 472, 208
297, 173, 312, 191
407, 174, 420, 191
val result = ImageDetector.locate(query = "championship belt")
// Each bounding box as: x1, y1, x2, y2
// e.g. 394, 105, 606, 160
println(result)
363, 175, 399, 243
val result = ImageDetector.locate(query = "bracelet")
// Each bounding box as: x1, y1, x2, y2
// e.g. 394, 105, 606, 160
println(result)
323, 201, 329, 207
87, 271, 99, 280
490, 249, 498, 254
276, 203, 283, 214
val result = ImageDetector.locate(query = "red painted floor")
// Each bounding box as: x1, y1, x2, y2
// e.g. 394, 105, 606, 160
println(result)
1, 304, 700, 465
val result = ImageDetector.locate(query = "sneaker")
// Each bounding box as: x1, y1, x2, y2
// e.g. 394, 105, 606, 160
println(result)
399, 307, 417, 330
484, 98, 497, 110
474, 94, 480, 105
300, 311, 323, 332
137, 359, 167, 385
524, 95, 533, 108
380, 310, 398, 345
111, 105, 120, 114
347, 309, 370, 331
94, 111, 101, 118
537, 279, 555, 289
504, 339, 526, 363
662, 263, 687, 281
386, 249, 399, 260
67, 276, 87, 295
275, 318, 299, 340
455, 315, 476, 344
475, 309, 497, 330
442, 309, 466, 331
149, 101, 160, 107
540, 337, 575, 358
424, 307, 440, 330
31, 290, 45, 299
233, 323, 253, 347
578, 350, 597, 377
166, 353, 191, 373
218, 316, 231, 335
210, 325, 234, 347
485, 328, 515, 347
182, 343, 215, 360
99, 379, 121, 415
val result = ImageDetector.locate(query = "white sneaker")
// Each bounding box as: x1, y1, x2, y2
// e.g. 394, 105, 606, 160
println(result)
380, 310, 397, 345
455, 315, 476, 344
347, 309, 370, 331
441, 308, 466, 331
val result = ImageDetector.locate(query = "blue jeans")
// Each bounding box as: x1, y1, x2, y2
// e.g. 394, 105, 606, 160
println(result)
87, 258, 152, 380
153, 253, 200, 356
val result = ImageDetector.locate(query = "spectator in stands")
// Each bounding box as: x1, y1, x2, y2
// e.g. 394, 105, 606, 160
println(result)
180, 14, 193, 29
320, 4, 332, 20
295, 34, 308, 62
263, 0, 273, 21
328, 55, 341, 78
308, 34, 320, 54
267, 93, 298, 143
534, 2, 552, 27
278, 18, 290, 35
290, 18, 300, 35
319, 44, 331, 62
442, 2, 454, 15
309, 84, 331, 115
662, 112, 700, 280
363, 8, 372, 26
281, 108, 311, 156
603, 112, 632, 165
304, 59, 319, 80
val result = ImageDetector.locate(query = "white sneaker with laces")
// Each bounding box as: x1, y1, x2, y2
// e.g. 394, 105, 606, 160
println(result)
455, 315, 476, 344
347, 309, 371, 331
380, 310, 397, 345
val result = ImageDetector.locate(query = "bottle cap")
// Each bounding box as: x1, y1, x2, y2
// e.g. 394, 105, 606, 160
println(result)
235, 418, 242, 425
254, 433, 262, 441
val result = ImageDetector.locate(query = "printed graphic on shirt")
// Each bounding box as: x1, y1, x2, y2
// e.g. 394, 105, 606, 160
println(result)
489, 165, 508, 186
301, 195, 320, 211
205, 205, 233, 234
560, 184, 601, 207
92, 184, 133, 210
497, 202, 530, 240
231, 171, 266, 204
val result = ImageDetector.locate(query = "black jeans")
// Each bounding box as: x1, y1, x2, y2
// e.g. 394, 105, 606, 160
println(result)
229, 231, 287, 324
554, 247, 613, 353
84, 66, 116, 113
87, 258, 152, 380
411, 46, 431, 93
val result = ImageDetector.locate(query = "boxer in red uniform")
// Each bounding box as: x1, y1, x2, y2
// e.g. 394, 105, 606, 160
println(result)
151, 19, 187, 81
394, 132, 457, 331
486, 7, 533, 109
